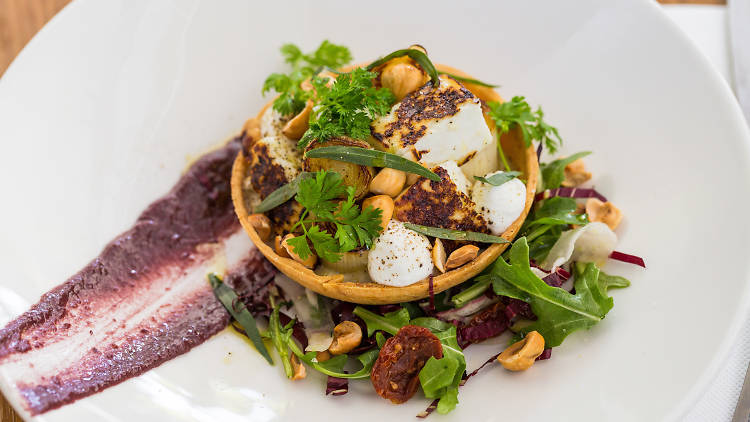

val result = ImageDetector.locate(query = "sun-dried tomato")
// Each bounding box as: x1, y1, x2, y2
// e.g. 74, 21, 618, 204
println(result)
371, 325, 443, 404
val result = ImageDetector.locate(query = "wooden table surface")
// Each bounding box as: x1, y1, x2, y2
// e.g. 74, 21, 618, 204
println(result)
0, 0, 728, 420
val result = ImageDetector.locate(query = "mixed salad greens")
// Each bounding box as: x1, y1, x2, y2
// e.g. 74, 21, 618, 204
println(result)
212, 41, 645, 416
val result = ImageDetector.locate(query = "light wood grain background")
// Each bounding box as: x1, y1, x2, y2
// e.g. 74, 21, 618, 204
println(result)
0, 0, 728, 420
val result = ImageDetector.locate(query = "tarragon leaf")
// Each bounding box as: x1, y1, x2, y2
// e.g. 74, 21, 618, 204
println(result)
209, 274, 273, 364
473, 171, 521, 186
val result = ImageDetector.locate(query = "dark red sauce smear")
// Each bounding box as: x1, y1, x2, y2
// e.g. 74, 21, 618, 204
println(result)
0, 138, 276, 414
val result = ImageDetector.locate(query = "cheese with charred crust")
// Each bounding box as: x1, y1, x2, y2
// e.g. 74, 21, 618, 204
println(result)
370, 75, 493, 167
245, 135, 303, 233
394, 161, 488, 235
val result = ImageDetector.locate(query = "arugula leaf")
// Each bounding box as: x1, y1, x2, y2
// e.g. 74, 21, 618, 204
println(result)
289, 337, 380, 379
436, 388, 459, 414
486, 96, 563, 154
419, 357, 459, 399
419, 325, 466, 414
410, 317, 453, 333
209, 274, 273, 364
263, 41, 352, 116
527, 225, 564, 263
353, 306, 410, 336
375, 331, 387, 348
527, 197, 588, 227
473, 170, 521, 186
486, 238, 615, 347
290, 170, 383, 262
588, 263, 631, 290
540, 151, 591, 190
299, 68, 395, 148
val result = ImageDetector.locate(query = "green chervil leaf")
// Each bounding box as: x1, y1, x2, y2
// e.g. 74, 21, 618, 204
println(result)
485, 237, 616, 347
299, 68, 395, 148
540, 151, 591, 190
263, 41, 352, 116
486, 96, 562, 154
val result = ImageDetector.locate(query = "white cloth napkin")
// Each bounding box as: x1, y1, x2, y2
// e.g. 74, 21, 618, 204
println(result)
661, 5, 750, 421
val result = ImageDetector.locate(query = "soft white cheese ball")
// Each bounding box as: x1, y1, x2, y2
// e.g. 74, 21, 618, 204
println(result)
471, 171, 527, 235
367, 220, 434, 287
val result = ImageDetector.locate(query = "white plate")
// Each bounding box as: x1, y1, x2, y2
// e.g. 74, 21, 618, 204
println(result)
0, 0, 749, 420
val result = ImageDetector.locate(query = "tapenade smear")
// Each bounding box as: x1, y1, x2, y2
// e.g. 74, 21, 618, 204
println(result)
371, 325, 443, 404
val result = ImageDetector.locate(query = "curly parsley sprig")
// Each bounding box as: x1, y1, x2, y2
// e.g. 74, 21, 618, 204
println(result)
299, 68, 396, 148
287, 170, 383, 263
262, 41, 352, 116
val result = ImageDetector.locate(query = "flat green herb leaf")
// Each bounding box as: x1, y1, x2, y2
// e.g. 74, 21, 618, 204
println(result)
404, 223, 509, 244
254, 172, 314, 213
487, 96, 563, 154
304, 146, 440, 181
366, 48, 440, 86
540, 151, 591, 190
473, 170, 521, 187
209, 274, 273, 364
442, 72, 499, 88
289, 170, 383, 263
527, 197, 588, 227
353, 306, 410, 336
488, 238, 614, 347
299, 68, 395, 148
419, 356, 459, 399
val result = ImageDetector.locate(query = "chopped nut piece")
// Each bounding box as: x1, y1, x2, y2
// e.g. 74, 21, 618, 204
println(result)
585, 198, 623, 230
274, 235, 290, 258
370, 168, 406, 197
328, 321, 363, 355
247, 213, 272, 241
290, 354, 307, 380
561, 158, 592, 187
445, 245, 480, 269
497, 331, 545, 371
362, 195, 395, 233
281, 100, 313, 140
282, 234, 318, 268
432, 238, 447, 273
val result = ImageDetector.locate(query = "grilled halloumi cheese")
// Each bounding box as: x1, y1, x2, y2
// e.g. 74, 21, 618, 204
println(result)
260, 106, 291, 139
245, 135, 303, 234
371, 75, 494, 168
394, 161, 488, 239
